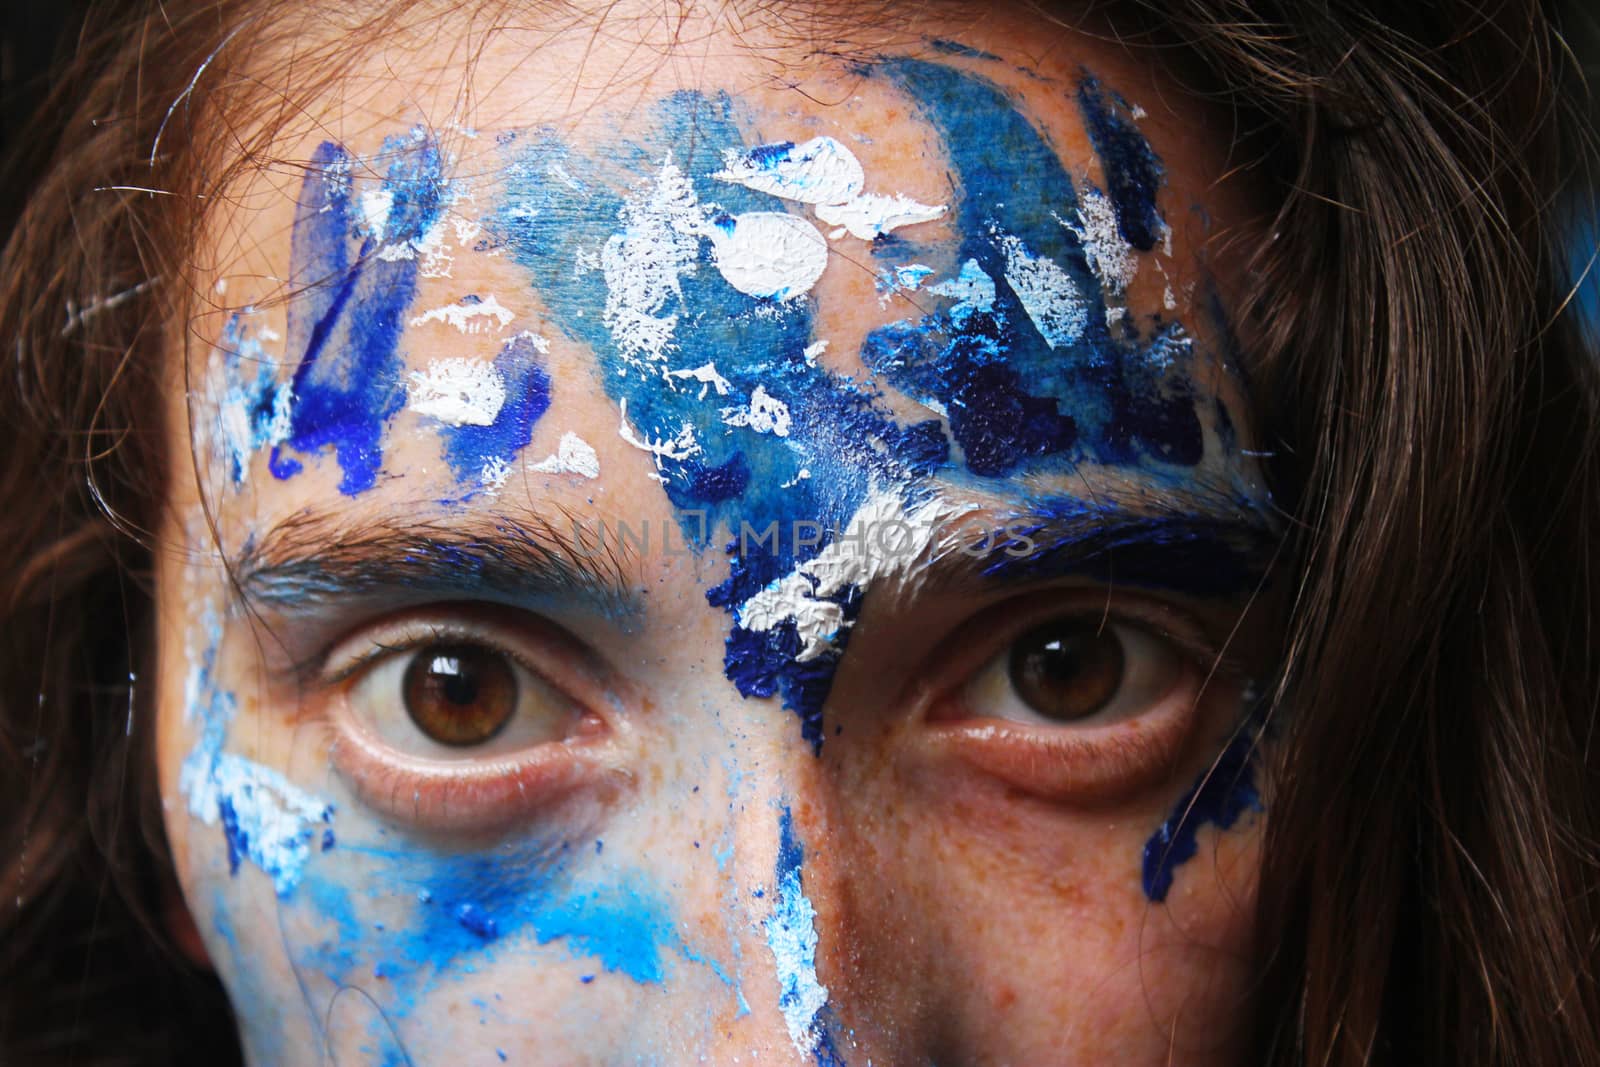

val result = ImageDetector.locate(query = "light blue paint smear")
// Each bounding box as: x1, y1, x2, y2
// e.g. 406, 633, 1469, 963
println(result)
177, 609, 334, 897
766, 807, 831, 1059
210, 311, 292, 484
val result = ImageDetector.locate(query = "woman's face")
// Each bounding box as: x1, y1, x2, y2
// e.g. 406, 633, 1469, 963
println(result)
156, 8, 1277, 1064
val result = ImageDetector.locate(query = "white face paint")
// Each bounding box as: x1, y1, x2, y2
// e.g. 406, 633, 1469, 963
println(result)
407, 357, 509, 426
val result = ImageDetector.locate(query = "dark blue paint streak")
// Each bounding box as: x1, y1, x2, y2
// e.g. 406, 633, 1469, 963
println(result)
865, 59, 1204, 474
218, 797, 247, 876
272, 134, 447, 494
981, 496, 1274, 599
1141, 731, 1262, 901
775, 810, 848, 1066
1076, 74, 1167, 252
439, 332, 552, 484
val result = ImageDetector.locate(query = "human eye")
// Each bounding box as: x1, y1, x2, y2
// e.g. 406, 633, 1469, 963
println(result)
314, 606, 629, 831
920, 590, 1236, 804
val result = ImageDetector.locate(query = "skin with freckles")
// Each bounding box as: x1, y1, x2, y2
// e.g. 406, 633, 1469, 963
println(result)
155, 7, 1280, 1064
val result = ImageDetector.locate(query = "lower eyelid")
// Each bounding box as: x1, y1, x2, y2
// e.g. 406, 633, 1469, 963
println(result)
326, 690, 633, 833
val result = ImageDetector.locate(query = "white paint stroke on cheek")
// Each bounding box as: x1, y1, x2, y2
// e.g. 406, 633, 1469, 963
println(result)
737, 487, 969, 661
996, 231, 1090, 350
177, 608, 333, 897
719, 384, 792, 437
407, 357, 508, 426
766, 856, 829, 1055
706, 212, 829, 301
408, 293, 516, 334
529, 431, 601, 478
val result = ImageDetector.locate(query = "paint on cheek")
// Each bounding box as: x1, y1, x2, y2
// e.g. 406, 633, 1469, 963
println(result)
489, 92, 953, 748
766, 807, 830, 1059
1140, 729, 1262, 902
270, 131, 449, 494
300, 844, 681, 992
177, 609, 335, 896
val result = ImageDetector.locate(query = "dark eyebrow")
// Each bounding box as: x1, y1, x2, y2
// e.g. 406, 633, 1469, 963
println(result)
910, 484, 1284, 601
231, 508, 642, 619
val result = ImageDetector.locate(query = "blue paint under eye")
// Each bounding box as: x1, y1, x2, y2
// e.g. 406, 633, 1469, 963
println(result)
438, 332, 552, 486
271, 132, 448, 494
1075, 74, 1167, 253
299, 842, 684, 993
1141, 730, 1262, 902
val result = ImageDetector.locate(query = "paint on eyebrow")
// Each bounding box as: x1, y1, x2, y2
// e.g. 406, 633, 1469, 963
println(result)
1075, 75, 1169, 253
269, 131, 449, 494
1141, 728, 1262, 902
973, 494, 1277, 599
487, 91, 952, 749
861, 59, 1205, 476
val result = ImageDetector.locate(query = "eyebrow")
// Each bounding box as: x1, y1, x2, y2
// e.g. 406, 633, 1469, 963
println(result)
910, 484, 1284, 601
231, 509, 642, 619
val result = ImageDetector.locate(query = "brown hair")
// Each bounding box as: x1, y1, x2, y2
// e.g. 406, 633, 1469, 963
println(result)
2, 1, 1597, 1063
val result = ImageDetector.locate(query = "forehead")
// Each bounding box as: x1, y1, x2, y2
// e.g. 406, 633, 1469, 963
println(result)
181, 15, 1266, 547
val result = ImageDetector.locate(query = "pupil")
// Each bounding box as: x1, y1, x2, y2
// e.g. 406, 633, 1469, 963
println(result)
403, 643, 517, 746
431, 655, 479, 706
1008, 621, 1124, 722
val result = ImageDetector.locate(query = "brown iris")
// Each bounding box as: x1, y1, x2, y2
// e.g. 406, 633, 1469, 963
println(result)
402, 643, 518, 746
1007, 620, 1125, 722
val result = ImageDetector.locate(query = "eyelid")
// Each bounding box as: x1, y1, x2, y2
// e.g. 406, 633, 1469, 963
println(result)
310, 603, 636, 832
911, 588, 1235, 804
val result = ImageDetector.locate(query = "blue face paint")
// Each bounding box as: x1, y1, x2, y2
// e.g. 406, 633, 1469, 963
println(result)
1140, 730, 1262, 902
294, 838, 693, 1029
487, 92, 951, 749
212, 312, 292, 484
861, 58, 1205, 474
436, 332, 552, 488
1075, 74, 1167, 253
271, 132, 449, 493
767, 807, 843, 1064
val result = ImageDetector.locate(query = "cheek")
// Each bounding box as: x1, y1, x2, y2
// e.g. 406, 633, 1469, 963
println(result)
815, 745, 1261, 1063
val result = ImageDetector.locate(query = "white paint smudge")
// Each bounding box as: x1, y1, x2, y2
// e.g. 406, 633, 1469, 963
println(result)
720, 384, 792, 437
738, 487, 965, 660
618, 398, 702, 461
409, 293, 515, 334
670, 361, 733, 398
407, 358, 507, 426
601, 159, 705, 371
1064, 188, 1137, 294
815, 193, 946, 241
998, 233, 1090, 349
766, 864, 830, 1057
928, 258, 997, 325
178, 609, 332, 898
717, 136, 947, 242
714, 136, 863, 206
802, 340, 829, 365
529, 432, 600, 478
706, 212, 828, 301
358, 188, 394, 240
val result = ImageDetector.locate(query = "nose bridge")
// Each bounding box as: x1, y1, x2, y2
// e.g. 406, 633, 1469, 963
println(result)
679, 714, 843, 1066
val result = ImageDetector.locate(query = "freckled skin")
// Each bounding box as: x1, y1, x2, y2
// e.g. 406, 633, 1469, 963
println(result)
156, 7, 1274, 1065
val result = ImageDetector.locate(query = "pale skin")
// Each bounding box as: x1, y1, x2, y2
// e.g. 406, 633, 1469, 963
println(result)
155, 6, 1276, 1064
